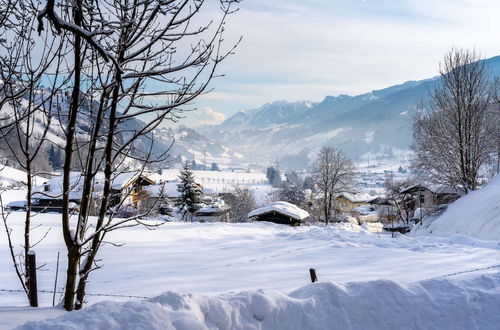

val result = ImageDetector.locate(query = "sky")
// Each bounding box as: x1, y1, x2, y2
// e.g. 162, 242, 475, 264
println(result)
172, 0, 500, 127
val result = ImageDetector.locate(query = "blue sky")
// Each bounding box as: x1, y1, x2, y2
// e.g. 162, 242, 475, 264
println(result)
176, 0, 500, 126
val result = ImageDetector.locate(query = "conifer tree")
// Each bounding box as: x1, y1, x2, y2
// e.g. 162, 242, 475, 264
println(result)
176, 161, 203, 220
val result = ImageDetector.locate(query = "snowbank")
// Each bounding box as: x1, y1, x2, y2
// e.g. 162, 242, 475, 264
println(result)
17, 272, 500, 329
411, 176, 500, 241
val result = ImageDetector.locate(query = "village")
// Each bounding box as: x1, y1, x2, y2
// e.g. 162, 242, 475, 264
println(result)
1, 0, 500, 328
3, 157, 462, 236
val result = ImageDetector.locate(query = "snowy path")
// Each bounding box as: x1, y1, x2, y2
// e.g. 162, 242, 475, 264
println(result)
1, 213, 499, 313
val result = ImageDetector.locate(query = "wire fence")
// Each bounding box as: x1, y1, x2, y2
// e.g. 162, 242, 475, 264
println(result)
432, 264, 500, 279
2, 263, 499, 303
0, 288, 148, 299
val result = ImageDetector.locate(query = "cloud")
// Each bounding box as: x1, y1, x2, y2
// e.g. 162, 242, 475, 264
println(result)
193, 107, 226, 126
192, 0, 500, 117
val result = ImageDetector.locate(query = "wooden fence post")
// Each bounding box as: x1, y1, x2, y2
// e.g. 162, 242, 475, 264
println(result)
28, 250, 38, 307
309, 268, 318, 283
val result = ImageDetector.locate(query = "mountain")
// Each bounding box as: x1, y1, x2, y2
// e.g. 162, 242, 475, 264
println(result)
198, 55, 500, 170
0, 86, 238, 170
152, 125, 244, 167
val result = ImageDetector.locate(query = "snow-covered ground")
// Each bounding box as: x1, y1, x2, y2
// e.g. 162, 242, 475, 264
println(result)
0, 165, 47, 188
13, 272, 500, 330
411, 176, 500, 241
1, 208, 499, 328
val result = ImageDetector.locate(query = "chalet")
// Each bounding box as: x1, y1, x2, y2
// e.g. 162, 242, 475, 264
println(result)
399, 183, 460, 221
30, 171, 155, 212
248, 201, 309, 226
194, 198, 230, 223
336, 192, 378, 212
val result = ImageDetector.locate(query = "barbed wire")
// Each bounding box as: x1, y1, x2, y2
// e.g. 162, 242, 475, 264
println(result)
433, 264, 500, 279
2, 264, 499, 301
0, 288, 148, 299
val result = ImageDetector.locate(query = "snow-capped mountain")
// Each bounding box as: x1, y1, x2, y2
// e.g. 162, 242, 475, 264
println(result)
152, 125, 244, 167
198, 55, 500, 169
0, 85, 239, 170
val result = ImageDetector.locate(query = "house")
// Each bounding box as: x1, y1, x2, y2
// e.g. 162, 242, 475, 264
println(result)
336, 192, 378, 212
194, 198, 230, 223
248, 201, 310, 226
399, 183, 460, 221
30, 171, 155, 212
109, 172, 156, 208
369, 197, 399, 223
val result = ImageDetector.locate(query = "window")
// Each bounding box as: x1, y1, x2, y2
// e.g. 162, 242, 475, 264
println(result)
44, 185, 50, 192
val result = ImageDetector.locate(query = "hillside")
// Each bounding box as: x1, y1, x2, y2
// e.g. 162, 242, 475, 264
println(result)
0, 86, 238, 170
410, 176, 500, 241
198, 56, 500, 169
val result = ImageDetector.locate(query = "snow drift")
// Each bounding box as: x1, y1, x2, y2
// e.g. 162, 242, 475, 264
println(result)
411, 176, 500, 241
17, 272, 500, 330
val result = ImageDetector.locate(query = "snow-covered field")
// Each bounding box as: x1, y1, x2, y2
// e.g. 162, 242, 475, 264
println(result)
1, 207, 499, 328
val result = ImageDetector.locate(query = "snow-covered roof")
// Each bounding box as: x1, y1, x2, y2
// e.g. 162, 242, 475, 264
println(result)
338, 192, 377, 203
248, 201, 310, 220
400, 183, 461, 195
353, 205, 377, 216
32, 171, 153, 200
0, 165, 48, 187
197, 199, 228, 214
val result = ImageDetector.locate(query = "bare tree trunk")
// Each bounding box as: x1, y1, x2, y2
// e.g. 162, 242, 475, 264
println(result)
62, 0, 83, 311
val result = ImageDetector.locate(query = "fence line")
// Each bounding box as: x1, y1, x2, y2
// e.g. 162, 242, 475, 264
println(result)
2, 263, 499, 301
0, 288, 148, 299
433, 264, 500, 279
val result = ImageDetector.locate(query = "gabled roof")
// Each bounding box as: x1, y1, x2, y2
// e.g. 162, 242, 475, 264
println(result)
400, 183, 461, 195
337, 192, 377, 203
248, 201, 310, 220
32, 171, 154, 201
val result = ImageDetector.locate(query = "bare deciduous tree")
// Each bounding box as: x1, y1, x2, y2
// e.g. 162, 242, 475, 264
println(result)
412, 49, 494, 194
225, 186, 257, 223
384, 174, 417, 224
312, 146, 354, 224
0, 0, 68, 305
18, 0, 242, 311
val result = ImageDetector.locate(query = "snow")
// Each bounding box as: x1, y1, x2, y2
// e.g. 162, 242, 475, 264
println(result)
0, 165, 47, 187
353, 204, 377, 215
30, 171, 150, 202
248, 201, 310, 220
411, 176, 500, 241
2, 191, 500, 328
13, 273, 500, 329
339, 192, 377, 203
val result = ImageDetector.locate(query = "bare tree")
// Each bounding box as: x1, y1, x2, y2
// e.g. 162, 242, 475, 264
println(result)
27, 0, 241, 311
276, 184, 307, 209
0, 0, 68, 305
411, 49, 494, 194
488, 78, 500, 176
224, 186, 257, 222
384, 174, 417, 224
312, 146, 354, 224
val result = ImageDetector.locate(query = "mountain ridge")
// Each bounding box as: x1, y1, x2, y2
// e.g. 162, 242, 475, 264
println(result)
196, 55, 500, 169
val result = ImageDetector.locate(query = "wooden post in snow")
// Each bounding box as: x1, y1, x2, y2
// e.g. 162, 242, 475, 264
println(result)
28, 250, 38, 307
309, 268, 318, 283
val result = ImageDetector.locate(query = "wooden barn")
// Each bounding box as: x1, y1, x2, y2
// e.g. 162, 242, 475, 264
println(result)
248, 201, 310, 226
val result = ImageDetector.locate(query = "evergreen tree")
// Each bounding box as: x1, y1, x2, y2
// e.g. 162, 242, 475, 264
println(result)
47, 145, 62, 170
302, 176, 315, 191
266, 166, 282, 187
176, 161, 203, 220
191, 159, 198, 171
210, 162, 220, 171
